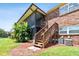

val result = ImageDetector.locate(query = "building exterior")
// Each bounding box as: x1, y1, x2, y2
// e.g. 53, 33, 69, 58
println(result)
47, 3, 79, 46
17, 3, 79, 47
17, 4, 47, 38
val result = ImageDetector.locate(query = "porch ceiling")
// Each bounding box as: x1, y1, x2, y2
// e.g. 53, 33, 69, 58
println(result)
17, 3, 46, 24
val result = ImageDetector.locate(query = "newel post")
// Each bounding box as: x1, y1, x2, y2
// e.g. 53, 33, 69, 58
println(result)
33, 35, 36, 45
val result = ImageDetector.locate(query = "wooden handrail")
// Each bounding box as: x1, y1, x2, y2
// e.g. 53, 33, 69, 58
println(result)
35, 25, 48, 36
34, 22, 58, 48
34, 24, 48, 42
42, 23, 58, 46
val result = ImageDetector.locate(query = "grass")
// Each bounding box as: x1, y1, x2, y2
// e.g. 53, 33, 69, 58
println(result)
37, 45, 79, 56
1, 38, 79, 56
0, 38, 19, 56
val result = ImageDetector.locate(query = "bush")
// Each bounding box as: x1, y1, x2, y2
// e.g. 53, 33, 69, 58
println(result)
13, 22, 31, 42
0, 28, 9, 38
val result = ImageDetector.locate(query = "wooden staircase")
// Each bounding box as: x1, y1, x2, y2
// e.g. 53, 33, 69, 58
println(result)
33, 23, 59, 48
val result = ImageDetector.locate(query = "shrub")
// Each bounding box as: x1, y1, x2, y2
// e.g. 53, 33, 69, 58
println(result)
0, 28, 9, 38
13, 22, 31, 42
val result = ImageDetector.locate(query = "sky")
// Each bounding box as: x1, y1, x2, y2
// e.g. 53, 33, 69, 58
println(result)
0, 3, 59, 31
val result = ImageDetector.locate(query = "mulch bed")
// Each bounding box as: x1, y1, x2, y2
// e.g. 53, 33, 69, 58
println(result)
10, 43, 33, 56
10, 42, 42, 56
10, 42, 61, 56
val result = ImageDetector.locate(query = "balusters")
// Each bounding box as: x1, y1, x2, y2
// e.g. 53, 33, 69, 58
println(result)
34, 22, 58, 47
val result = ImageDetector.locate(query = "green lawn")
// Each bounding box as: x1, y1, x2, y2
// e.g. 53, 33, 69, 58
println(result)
37, 46, 79, 56
0, 38, 19, 56
1, 38, 79, 56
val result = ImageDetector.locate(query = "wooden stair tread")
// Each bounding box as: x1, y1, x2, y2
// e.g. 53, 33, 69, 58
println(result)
36, 40, 43, 42
35, 42, 43, 44
34, 44, 42, 48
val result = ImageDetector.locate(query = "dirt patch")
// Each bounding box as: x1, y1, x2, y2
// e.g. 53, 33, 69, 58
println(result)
10, 42, 42, 56
10, 42, 64, 56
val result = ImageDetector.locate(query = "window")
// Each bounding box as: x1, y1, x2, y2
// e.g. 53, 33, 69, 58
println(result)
59, 27, 67, 34
59, 25, 79, 35
69, 3, 79, 12
59, 3, 79, 16
59, 4, 68, 15
60, 31, 67, 34
69, 30, 79, 34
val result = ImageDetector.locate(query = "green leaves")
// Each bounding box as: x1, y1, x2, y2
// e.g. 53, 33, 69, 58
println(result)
0, 28, 9, 38
13, 22, 31, 42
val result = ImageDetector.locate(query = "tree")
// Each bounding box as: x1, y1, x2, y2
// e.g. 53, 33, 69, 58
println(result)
0, 28, 9, 38
13, 22, 31, 42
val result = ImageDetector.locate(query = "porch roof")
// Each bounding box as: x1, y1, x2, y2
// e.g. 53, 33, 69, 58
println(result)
17, 3, 46, 24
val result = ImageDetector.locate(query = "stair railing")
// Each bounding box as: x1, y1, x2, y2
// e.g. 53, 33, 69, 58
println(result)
42, 23, 58, 47
33, 24, 48, 44
33, 22, 58, 48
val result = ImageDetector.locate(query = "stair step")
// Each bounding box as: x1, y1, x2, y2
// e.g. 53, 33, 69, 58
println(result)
34, 44, 43, 48
36, 40, 43, 42
35, 42, 43, 45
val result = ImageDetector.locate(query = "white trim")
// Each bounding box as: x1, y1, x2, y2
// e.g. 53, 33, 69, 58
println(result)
67, 27, 69, 34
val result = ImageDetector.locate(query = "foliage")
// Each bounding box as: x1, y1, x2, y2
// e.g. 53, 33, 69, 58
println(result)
13, 22, 31, 42
0, 28, 9, 38
0, 38, 19, 56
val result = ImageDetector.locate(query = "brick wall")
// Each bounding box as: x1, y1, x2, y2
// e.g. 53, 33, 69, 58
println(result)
45, 9, 59, 21
71, 36, 79, 46
48, 10, 79, 27
47, 10, 79, 46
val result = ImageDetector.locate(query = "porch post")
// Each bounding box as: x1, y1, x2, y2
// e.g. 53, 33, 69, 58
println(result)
33, 35, 35, 45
